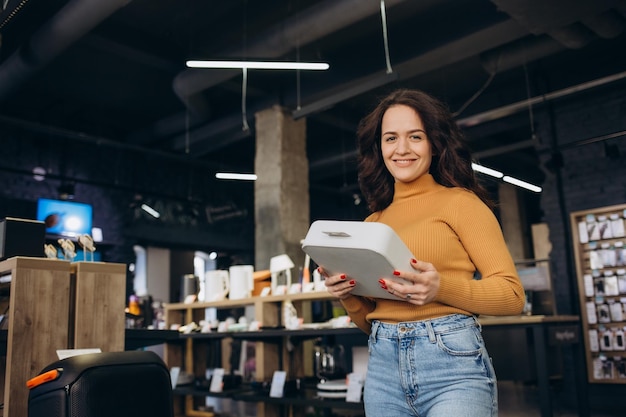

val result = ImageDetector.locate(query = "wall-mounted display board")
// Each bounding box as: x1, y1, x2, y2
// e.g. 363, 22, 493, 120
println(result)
571, 203, 626, 383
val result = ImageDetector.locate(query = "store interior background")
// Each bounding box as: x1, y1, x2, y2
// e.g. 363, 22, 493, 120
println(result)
1, 0, 626, 413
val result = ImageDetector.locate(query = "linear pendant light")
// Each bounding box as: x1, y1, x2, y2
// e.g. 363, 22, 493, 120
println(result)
472, 162, 542, 193
189, 59, 329, 181
186, 60, 329, 70
216, 172, 257, 181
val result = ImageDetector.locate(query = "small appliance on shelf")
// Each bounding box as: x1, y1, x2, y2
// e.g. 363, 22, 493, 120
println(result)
316, 379, 348, 399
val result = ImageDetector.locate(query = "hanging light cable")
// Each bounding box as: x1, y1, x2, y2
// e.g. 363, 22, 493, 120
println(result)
241, 1, 249, 132
296, 30, 302, 111
184, 109, 190, 154
241, 67, 249, 131
523, 60, 537, 141
380, 0, 393, 74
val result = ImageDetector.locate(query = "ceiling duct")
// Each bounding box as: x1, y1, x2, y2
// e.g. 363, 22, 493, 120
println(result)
0, 0, 132, 101
582, 9, 625, 38
480, 35, 565, 74
490, 0, 626, 49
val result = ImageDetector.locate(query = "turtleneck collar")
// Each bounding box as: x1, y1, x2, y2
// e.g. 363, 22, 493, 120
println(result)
392, 173, 442, 202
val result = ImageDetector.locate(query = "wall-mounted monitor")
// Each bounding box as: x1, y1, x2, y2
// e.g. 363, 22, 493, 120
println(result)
36, 198, 93, 238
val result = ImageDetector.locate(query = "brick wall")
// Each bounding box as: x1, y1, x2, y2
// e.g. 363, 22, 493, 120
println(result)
536, 84, 626, 315
534, 83, 626, 407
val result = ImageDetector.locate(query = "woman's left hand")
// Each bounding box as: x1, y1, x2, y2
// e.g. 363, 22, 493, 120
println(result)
379, 259, 440, 305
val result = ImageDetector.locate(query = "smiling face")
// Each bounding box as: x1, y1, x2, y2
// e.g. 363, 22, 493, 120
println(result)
381, 104, 433, 183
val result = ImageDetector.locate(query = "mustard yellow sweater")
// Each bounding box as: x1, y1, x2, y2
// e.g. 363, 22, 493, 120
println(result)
341, 174, 525, 334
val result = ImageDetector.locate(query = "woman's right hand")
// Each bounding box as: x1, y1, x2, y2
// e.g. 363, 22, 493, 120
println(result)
319, 267, 356, 300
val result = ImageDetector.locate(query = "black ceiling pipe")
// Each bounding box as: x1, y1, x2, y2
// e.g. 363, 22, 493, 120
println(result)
0, 0, 132, 101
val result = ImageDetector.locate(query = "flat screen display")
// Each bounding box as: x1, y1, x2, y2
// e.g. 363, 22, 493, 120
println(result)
36, 198, 93, 237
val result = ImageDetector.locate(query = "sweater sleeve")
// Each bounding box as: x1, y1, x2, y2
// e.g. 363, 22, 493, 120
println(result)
434, 192, 526, 316
340, 295, 376, 334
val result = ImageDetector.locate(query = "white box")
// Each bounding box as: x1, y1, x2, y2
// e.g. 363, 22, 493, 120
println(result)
301, 220, 415, 300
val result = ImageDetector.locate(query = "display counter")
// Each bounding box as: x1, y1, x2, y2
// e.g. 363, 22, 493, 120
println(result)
480, 314, 584, 417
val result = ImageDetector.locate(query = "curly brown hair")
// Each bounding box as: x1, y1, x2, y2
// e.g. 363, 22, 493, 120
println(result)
356, 89, 493, 213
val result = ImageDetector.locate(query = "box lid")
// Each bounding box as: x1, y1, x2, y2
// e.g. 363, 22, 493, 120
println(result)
302, 220, 415, 299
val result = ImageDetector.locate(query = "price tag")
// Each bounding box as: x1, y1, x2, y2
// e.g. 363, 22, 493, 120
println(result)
269, 370, 287, 398
56, 348, 101, 360
345, 372, 364, 403
169, 366, 180, 389
209, 368, 225, 393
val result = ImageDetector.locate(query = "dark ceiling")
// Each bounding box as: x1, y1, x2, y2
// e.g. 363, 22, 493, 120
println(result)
1, 0, 626, 221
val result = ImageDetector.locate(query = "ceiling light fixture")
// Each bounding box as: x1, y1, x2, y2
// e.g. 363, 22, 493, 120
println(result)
186, 60, 329, 131
186, 61, 329, 70
32, 166, 46, 181
141, 203, 160, 218
471, 163, 503, 178
215, 172, 258, 181
292, 71, 397, 119
472, 162, 542, 193
502, 176, 542, 193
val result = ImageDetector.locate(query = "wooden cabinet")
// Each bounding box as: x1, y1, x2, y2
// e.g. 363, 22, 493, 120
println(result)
571, 203, 626, 383
71, 261, 126, 352
0, 257, 127, 417
164, 292, 367, 417
0, 257, 72, 417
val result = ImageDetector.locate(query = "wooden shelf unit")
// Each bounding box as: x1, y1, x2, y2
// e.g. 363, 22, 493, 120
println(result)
0, 257, 72, 417
571, 203, 626, 383
164, 291, 355, 417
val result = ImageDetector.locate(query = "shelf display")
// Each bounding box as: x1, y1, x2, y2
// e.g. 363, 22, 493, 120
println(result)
163, 291, 365, 417
164, 293, 581, 416
571, 203, 626, 383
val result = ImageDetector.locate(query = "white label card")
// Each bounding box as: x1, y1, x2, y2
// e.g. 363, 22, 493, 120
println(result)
269, 370, 287, 398
170, 366, 180, 389
346, 372, 364, 402
209, 368, 225, 393
56, 348, 101, 360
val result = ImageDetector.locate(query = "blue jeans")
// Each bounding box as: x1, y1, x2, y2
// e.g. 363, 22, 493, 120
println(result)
364, 314, 497, 416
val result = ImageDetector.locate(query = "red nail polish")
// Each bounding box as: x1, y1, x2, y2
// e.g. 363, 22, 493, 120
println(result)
380, 283, 387, 290
317, 267, 322, 273
393, 270, 401, 276
340, 274, 346, 280
378, 279, 385, 285
349, 280, 355, 285
411, 258, 417, 264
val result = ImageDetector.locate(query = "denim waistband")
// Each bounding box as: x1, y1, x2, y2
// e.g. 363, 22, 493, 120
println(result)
370, 314, 479, 341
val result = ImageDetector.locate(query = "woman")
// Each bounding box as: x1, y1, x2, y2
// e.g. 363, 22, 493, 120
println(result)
322, 89, 525, 416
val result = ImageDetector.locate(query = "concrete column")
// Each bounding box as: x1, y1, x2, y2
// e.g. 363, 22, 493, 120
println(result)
254, 105, 309, 275
498, 183, 527, 262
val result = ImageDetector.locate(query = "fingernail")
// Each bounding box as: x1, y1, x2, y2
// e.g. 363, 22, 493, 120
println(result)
378, 279, 385, 285
317, 267, 322, 273
380, 283, 387, 290
349, 280, 356, 285
340, 274, 346, 280
411, 258, 417, 264
393, 270, 401, 276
